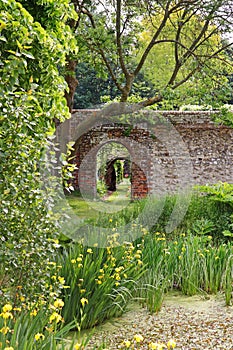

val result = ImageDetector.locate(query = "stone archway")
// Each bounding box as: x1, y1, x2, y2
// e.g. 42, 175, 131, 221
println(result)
96, 141, 131, 198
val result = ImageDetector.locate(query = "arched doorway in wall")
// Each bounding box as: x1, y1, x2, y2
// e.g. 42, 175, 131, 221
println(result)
96, 142, 131, 201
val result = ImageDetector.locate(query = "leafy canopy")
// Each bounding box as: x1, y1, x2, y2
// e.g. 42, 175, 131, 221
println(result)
73, 0, 233, 107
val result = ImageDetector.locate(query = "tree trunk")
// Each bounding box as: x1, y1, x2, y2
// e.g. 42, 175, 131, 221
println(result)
64, 59, 78, 112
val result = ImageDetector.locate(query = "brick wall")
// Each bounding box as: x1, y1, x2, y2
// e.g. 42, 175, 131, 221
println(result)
56, 109, 233, 199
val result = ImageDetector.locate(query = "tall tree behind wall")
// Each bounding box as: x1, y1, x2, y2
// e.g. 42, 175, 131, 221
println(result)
72, 0, 233, 109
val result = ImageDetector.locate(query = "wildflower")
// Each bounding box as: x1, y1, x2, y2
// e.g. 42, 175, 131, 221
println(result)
0, 312, 13, 319
30, 309, 37, 316
2, 304, 12, 313
58, 276, 65, 284
109, 218, 113, 222
71, 259, 76, 264
167, 339, 176, 349
78, 263, 83, 268
49, 312, 63, 323
80, 289, 86, 294
137, 260, 143, 266
0, 326, 10, 335
13, 307, 21, 312
74, 343, 81, 350
54, 299, 64, 309
115, 282, 120, 287
87, 248, 93, 254
77, 257, 82, 262
4, 347, 14, 350
122, 339, 131, 348
80, 298, 88, 307
115, 266, 124, 273
34, 333, 45, 341
134, 334, 144, 343
115, 273, 121, 281
97, 280, 102, 285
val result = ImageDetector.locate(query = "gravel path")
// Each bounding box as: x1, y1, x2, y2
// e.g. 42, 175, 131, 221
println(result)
85, 294, 233, 349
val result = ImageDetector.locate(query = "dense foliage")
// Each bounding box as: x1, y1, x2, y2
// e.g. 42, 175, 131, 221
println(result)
0, 0, 76, 302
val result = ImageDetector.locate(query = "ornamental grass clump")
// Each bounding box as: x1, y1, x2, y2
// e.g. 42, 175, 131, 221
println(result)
140, 231, 233, 306
0, 300, 76, 350
57, 239, 146, 329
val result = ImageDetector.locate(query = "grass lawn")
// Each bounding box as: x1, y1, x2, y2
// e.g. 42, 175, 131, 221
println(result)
67, 179, 132, 218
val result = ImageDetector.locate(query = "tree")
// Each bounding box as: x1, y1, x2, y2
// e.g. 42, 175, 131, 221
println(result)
136, 11, 233, 108
71, 0, 233, 108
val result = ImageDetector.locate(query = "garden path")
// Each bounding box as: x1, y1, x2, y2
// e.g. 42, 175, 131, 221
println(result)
85, 293, 233, 349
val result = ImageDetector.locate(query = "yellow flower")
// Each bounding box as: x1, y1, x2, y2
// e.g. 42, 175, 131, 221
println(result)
87, 248, 93, 254
71, 259, 76, 264
58, 276, 65, 284
80, 298, 88, 307
109, 218, 113, 222
115, 273, 121, 281
0, 312, 13, 319
4, 347, 14, 350
77, 257, 82, 262
74, 343, 81, 350
122, 339, 131, 348
34, 333, 45, 341
13, 307, 21, 312
54, 299, 64, 309
78, 264, 83, 268
80, 289, 86, 293
49, 312, 63, 323
167, 339, 176, 349
2, 304, 12, 313
134, 334, 144, 343
30, 309, 37, 316
0, 326, 10, 335
137, 260, 143, 266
